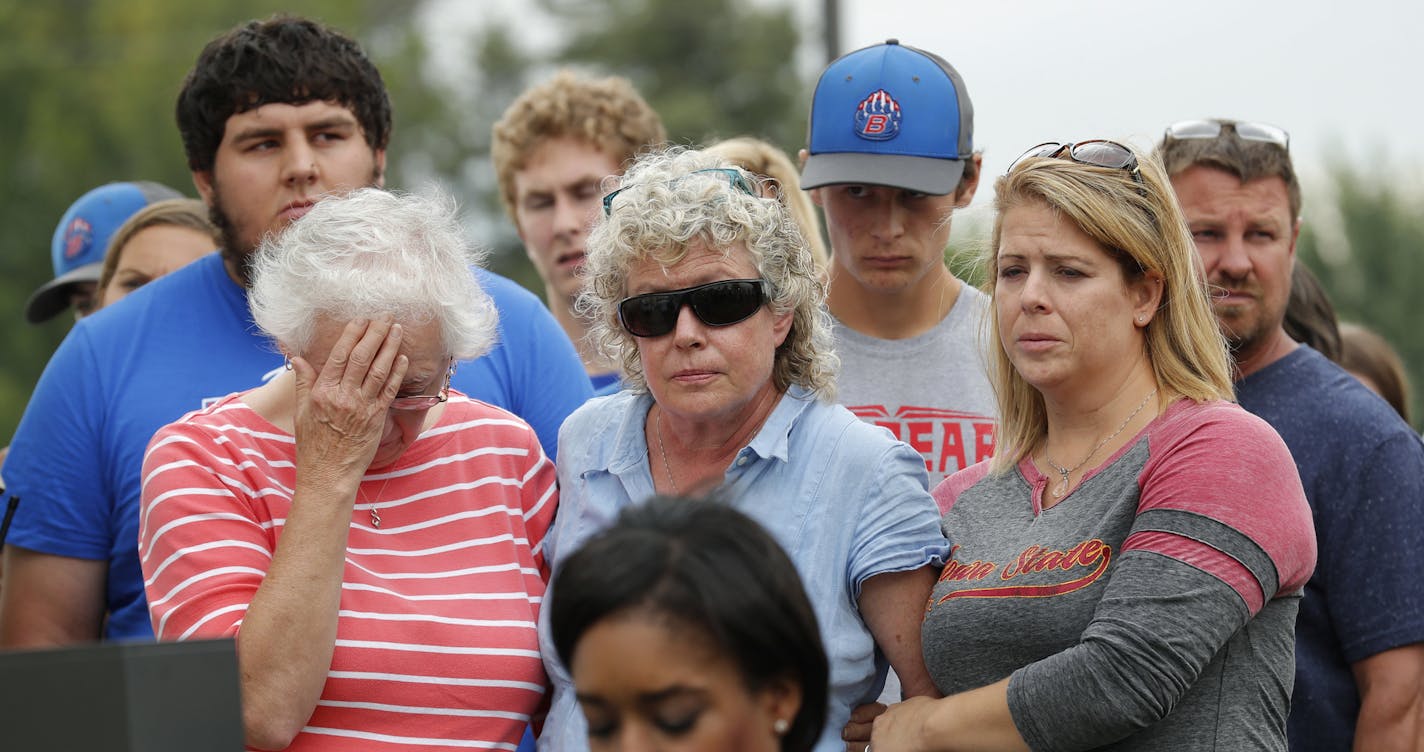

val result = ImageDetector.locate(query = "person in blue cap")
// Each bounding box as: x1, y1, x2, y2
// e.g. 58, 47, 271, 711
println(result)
800, 40, 997, 494
23, 181, 182, 324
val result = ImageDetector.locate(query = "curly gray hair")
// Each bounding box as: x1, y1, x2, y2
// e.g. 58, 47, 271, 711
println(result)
248, 188, 497, 360
578, 147, 836, 397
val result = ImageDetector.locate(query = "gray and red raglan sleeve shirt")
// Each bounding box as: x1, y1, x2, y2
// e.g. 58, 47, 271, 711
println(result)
925, 398, 1316, 752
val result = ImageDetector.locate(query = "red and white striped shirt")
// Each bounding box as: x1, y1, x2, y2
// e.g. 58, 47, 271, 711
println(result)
140, 391, 557, 751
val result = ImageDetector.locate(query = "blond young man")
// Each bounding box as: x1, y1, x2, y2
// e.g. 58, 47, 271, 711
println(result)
493, 70, 666, 389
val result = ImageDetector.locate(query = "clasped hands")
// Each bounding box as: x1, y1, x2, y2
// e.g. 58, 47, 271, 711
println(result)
844, 697, 939, 752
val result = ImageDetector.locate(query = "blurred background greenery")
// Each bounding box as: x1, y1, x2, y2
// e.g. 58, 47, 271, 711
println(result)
1, 0, 1418, 446
0, 0, 810, 444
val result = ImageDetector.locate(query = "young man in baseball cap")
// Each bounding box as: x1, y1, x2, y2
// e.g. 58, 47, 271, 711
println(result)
24, 181, 183, 324
803, 40, 997, 491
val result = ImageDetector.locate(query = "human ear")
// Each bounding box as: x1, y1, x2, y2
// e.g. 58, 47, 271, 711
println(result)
953, 153, 984, 208
757, 675, 803, 739
1132, 273, 1165, 327
372, 149, 388, 188
192, 170, 215, 206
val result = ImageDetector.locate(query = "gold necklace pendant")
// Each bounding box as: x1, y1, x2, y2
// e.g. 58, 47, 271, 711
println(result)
370, 507, 382, 529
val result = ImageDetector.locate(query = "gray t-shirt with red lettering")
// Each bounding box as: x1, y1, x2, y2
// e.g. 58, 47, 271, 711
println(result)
833, 284, 998, 489
925, 399, 1317, 751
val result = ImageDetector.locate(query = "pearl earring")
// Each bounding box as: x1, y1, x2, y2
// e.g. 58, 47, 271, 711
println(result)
773, 718, 789, 734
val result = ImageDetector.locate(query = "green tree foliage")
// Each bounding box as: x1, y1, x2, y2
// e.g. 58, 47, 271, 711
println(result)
0, 0, 814, 444
0, 1, 442, 444
547, 0, 809, 152
430, 20, 547, 294
1298, 163, 1424, 429
441, 0, 813, 294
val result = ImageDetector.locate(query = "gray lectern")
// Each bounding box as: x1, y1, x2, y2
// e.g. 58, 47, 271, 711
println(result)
0, 637, 244, 751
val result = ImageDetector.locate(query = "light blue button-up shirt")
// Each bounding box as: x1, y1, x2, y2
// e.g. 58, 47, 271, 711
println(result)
538, 385, 949, 751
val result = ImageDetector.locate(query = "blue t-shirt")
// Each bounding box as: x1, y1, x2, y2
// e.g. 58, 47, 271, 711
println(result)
3, 253, 590, 640
589, 372, 619, 393
539, 386, 949, 752
1236, 345, 1424, 752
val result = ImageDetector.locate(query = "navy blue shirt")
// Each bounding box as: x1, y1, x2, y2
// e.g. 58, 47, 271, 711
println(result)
1236, 345, 1424, 752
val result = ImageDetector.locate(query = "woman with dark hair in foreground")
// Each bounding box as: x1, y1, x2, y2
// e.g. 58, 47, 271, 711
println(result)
550, 496, 828, 752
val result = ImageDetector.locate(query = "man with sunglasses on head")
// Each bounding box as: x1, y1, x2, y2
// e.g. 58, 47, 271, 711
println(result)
0, 15, 590, 651
493, 70, 667, 392
801, 40, 997, 494
1158, 118, 1424, 752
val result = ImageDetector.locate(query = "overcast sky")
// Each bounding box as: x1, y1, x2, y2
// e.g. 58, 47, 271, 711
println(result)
824, 0, 1422, 200
424, 0, 1421, 217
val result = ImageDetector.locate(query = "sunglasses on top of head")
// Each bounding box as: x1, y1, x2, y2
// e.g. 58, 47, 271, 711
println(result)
602, 167, 759, 217
1008, 140, 1147, 195
617, 279, 770, 338
1164, 120, 1290, 150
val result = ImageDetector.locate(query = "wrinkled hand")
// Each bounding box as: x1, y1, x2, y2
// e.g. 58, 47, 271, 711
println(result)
291, 319, 407, 485
843, 702, 886, 749
869, 696, 938, 751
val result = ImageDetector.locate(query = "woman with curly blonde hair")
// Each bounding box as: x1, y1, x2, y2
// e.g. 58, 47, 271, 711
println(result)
540, 147, 949, 751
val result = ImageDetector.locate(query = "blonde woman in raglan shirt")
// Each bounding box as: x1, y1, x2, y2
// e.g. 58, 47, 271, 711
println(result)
860, 141, 1317, 751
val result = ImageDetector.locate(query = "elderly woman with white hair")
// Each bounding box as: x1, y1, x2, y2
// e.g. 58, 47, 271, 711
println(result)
138, 189, 556, 751
538, 148, 949, 751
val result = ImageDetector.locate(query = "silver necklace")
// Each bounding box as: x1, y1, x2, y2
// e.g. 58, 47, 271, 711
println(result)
1043, 388, 1157, 499
654, 402, 777, 495
359, 475, 394, 528
655, 407, 679, 494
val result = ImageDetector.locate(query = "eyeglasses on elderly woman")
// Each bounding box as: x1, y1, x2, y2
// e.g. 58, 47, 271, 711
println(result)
617, 278, 770, 338
601, 167, 758, 217
387, 360, 455, 411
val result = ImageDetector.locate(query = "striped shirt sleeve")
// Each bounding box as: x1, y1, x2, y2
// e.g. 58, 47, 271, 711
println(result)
140, 415, 286, 640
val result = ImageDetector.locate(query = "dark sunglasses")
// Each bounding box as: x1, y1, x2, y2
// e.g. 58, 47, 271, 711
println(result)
602, 167, 758, 217
617, 279, 770, 338
1009, 139, 1141, 177
1164, 120, 1290, 150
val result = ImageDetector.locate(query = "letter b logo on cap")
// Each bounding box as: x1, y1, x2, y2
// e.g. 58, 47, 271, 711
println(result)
855, 89, 902, 141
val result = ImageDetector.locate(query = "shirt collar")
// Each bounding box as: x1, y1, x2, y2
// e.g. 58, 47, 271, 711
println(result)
745, 384, 816, 463
605, 391, 655, 477
601, 385, 819, 474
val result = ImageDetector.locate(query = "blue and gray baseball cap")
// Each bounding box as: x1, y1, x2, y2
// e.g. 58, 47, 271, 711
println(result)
25, 181, 183, 323
801, 39, 974, 196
